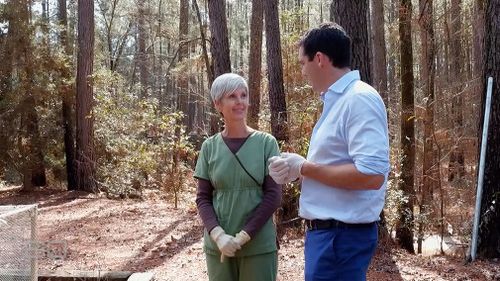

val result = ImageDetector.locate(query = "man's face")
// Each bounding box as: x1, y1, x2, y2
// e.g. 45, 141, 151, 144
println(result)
298, 46, 320, 92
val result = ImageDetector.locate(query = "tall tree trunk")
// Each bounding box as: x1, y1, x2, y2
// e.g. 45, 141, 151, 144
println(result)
103, 0, 129, 72
396, 0, 415, 254
193, 0, 213, 84
58, 0, 77, 190
174, 0, 190, 202
208, 0, 231, 134
370, 0, 388, 104
192, 0, 213, 134
41, 0, 50, 48
138, 0, 148, 98
477, 0, 500, 259
157, 0, 164, 111
247, 0, 263, 129
472, 0, 484, 79
387, 0, 399, 106
330, 0, 372, 85
30, 0, 47, 187
417, 0, 435, 254
208, 0, 231, 77
76, 0, 97, 192
368, 0, 390, 242
448, 0, 465, 183
178, 0, 190, 131
264, 0, 288, 142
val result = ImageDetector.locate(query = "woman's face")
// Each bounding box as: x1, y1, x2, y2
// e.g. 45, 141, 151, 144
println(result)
214, 88, 249, 122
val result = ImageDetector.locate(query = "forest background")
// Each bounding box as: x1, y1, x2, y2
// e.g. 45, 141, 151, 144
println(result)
0, 0, 500, 280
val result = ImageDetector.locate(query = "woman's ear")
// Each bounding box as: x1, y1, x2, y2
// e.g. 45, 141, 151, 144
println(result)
214, 100, 221, 113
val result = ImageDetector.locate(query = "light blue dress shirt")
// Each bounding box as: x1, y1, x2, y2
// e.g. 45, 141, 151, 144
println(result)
299, 70, 390, 223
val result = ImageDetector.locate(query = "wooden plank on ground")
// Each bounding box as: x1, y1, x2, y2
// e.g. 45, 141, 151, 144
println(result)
1, 268, 135, 281
127, 272, 155, 281
38, 269, 132, 280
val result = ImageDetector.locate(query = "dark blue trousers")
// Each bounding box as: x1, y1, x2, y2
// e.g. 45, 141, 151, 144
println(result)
304, 223, 378, 281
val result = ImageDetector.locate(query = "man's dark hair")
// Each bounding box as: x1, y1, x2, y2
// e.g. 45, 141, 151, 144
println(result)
299, 22, 351, 68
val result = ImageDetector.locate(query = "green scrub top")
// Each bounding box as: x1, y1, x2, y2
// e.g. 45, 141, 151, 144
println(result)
194, 131, 280, 256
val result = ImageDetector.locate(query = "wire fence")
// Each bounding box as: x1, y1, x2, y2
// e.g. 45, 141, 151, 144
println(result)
0, 204, 37, 281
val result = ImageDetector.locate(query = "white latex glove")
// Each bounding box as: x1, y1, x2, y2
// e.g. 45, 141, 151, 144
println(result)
210, 226, 241, 262
268, 156, 290, 184
233, 230, 251, 247
281, 152, 307, 181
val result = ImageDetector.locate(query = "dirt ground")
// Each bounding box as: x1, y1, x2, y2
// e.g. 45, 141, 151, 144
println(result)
1, 187, 499, 281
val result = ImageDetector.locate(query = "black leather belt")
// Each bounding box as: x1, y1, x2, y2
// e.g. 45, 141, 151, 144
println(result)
305, 219, 376, 230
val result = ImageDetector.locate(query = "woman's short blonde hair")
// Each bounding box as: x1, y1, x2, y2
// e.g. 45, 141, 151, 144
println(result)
210, 73, 249, 103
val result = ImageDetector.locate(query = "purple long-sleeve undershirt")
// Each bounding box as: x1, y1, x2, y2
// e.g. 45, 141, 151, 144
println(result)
195, 136, 282, 238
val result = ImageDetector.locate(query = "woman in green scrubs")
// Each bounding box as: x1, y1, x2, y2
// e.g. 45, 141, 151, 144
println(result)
194, 73, 282, 281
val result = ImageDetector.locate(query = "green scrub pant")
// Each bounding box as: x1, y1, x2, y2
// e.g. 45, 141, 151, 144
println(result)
205, 251, 277, 281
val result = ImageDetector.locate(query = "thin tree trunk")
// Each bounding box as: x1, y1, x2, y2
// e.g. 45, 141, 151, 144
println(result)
29, 0, 47, 188
41, 0, 50, 48
417, 0, 435, 254
448, 0, 465, 183
193, 0, 213, 84
102, 0, 118, 71
247, 0, 263, 129
192, 0, 213, 134
157, 0, 163, 110
443, 0, 452, 129
396, 0, 416, 254
177, 0, 190, 131
370, 0, 388, 104
387, 0, 398, 106
59, 0, 77, 190
208, 0, 231, 134
104, 1, 132, 74
138, 0, 148, 98
264, 0, 288, 142
472, 0, 484, 79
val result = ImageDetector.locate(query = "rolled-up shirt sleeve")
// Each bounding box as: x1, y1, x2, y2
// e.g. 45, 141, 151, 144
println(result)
346, 92, 390, 176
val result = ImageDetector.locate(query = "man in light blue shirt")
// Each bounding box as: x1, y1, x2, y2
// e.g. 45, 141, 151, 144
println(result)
268, 22, 390, 281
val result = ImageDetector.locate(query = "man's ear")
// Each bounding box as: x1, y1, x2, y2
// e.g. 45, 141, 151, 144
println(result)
316, 52, 327, 67
314, 52, 321, 61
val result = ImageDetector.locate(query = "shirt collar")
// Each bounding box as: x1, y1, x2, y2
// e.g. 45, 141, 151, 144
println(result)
319, 70, 360, 102
329, 70, 360, 94
320, 70, 361, 102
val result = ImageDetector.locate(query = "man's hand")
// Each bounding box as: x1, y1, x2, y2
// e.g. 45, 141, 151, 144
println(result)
268, 156, 290, 184
281, 152, 307, 181
209, 226, 240, 262
233, 230, 251, 247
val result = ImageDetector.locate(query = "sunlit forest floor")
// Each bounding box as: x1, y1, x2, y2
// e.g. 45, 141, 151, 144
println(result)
1, 187, 499, 281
